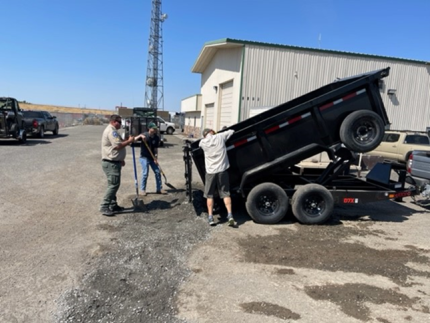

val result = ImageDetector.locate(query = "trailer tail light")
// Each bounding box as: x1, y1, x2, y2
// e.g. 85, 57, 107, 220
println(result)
407, 154, 413, 174
32, 120, 38, 128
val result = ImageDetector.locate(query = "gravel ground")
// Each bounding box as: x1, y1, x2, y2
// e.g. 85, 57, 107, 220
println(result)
0, 126, 209, 322
1, 125, 429, 323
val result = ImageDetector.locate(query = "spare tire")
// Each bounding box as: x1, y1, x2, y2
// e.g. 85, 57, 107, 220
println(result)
339, 110, 384, 153
245, 182, 289, 224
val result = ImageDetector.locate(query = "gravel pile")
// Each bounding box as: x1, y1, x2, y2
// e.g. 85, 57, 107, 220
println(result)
55, 191, 209, 323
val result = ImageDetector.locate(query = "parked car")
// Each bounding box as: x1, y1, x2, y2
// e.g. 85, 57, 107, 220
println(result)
23, 110, 59, 137
156, 116, 176, 135
365, 130, 430, 163
406, 150, 430, 190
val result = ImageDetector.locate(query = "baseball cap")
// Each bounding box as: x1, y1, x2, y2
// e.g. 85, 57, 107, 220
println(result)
148, 122, 158, 129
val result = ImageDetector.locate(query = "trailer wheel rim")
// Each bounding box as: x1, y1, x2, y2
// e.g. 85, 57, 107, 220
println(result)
353, 119, 376, 144
302, 194, 326, 217
255, 192, 280, 215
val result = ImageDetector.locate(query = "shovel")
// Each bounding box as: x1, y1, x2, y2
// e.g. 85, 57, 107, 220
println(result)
131, 143, 145, 211
142, 139, 176, 189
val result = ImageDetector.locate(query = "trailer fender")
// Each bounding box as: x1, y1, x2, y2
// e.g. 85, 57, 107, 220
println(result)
291, 184, 334, 224
339, 110, 384, 153
245, 183, 289, 224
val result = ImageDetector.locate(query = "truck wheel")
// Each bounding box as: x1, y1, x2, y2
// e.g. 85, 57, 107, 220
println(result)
166, 127, 174, 135
339, 110, 384, 153
39, 127, 45, 138
245, 183, 289, 224
291, 184, 333, 224
53, 124, 59, 135
18, 131, 27, 144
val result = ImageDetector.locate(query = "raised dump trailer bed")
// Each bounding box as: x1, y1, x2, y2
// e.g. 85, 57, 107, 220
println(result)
183, 67, 417, 224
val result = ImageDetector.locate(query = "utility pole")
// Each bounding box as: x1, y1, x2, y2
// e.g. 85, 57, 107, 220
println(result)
145, 0, 167, 112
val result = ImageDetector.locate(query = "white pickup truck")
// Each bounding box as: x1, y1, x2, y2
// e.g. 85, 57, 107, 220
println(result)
156, 116, 176, 135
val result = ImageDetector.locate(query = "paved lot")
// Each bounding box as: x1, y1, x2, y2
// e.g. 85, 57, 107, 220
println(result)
0, 125, 429, 323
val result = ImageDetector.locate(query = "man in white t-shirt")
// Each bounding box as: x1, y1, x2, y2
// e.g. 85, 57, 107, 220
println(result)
199, 128, 235, 226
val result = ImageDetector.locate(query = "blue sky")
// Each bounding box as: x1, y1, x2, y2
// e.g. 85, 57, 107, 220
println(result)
2, 0, 429, 112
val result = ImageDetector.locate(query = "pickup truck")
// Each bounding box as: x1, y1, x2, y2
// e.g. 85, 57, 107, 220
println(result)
22, 110, 59, 137
366, 130, 430, 163
156, 116, 176, 135
184, 67, 417, 225
406, 150, 430, 197
0, 97, 27, 143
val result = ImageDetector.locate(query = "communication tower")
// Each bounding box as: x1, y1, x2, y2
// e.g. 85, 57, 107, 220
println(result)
145, 0, 167, 111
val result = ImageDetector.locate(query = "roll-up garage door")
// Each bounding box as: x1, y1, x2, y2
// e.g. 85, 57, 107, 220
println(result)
205, 103, 215, 130
219, 81, 233, 129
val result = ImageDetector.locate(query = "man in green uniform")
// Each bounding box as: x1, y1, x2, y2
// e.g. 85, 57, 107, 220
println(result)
100, 114, 135, 216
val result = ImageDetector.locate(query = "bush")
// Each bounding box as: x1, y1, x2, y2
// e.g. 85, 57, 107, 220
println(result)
83, 117, 103, 125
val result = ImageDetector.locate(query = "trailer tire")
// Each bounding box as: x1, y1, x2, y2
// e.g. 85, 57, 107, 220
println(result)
339, 110, 384, 153
291, 184, 334, 224
246, 183, 289, 224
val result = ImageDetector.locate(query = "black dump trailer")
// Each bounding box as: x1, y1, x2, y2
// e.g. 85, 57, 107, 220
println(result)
183, 67, 417, 224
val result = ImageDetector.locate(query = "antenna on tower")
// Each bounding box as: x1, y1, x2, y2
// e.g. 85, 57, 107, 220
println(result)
145, 0, 167, 111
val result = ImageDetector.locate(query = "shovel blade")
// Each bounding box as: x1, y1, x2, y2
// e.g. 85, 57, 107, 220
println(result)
164, 182, 176, 189
131, 198, 145, 211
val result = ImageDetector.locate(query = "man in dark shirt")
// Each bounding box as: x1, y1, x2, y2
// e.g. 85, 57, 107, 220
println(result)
138, 123, 167, 196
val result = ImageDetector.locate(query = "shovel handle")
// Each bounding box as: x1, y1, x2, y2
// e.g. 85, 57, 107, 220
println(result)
142, 139, 165, 172
131, 144, 139, 190
141, 138, 171, 185
142, 138, 157, 160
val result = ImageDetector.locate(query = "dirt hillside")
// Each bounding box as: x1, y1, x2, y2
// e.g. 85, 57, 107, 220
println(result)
20, 102, 114, 115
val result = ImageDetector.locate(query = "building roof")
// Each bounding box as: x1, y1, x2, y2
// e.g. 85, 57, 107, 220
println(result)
191, 38, 428, 73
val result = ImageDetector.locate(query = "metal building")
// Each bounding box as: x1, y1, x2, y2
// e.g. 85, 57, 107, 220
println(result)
181, 94, 202, 138
188, 38, 430, 134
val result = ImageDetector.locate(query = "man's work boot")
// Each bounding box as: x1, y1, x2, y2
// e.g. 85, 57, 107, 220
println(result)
110, 205, 125, 212
100, 208, 115, 216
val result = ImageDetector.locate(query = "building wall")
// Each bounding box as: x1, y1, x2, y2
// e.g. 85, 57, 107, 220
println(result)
181, 94, 202, 112
241, 45, 430, 131
184, 111, 202, 138
200, 48, 243, 130
181, 94, 202, 136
